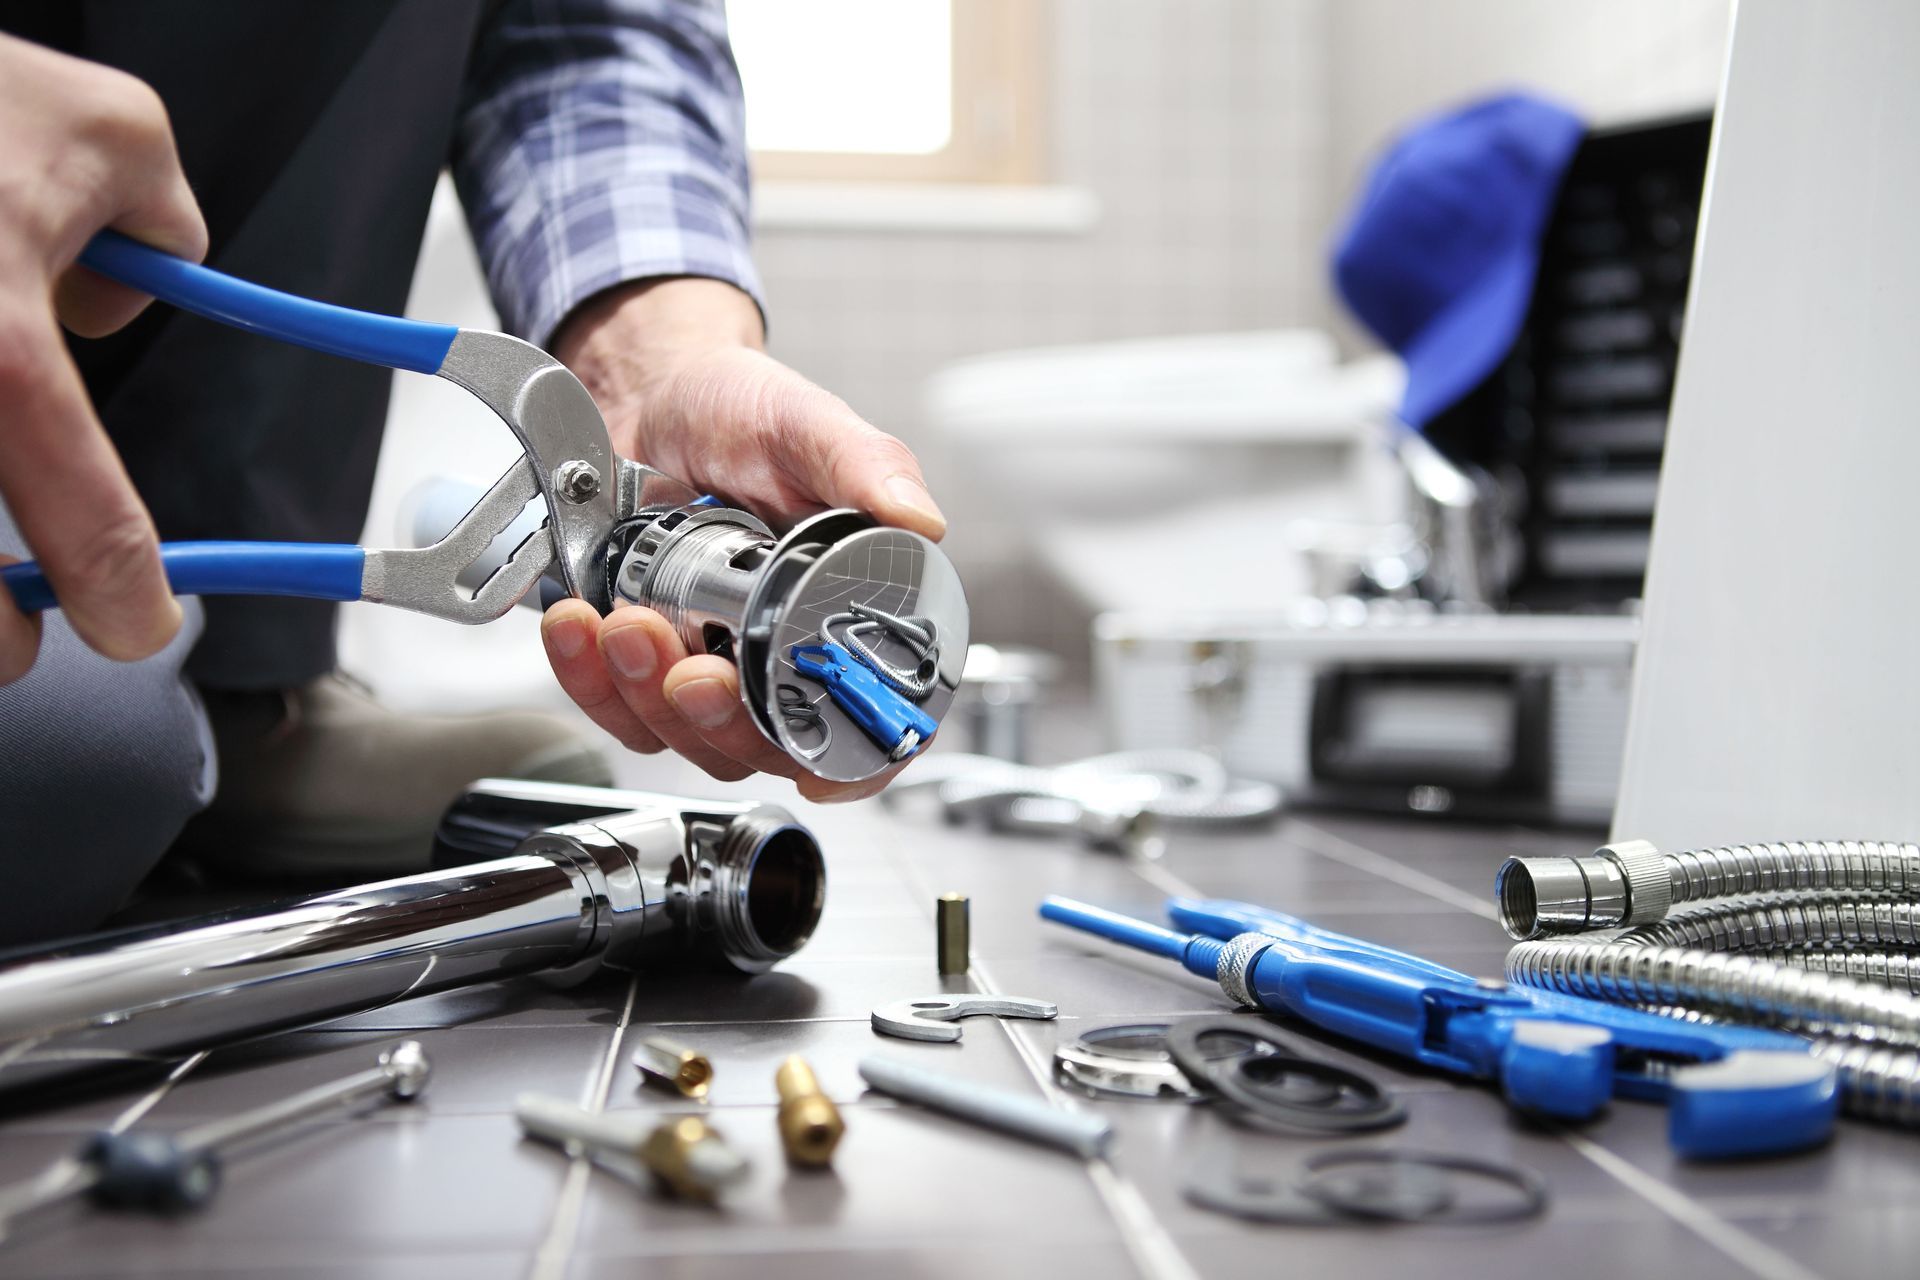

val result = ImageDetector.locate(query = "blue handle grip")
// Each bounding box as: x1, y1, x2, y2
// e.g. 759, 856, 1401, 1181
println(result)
789, 641, 937, 758
3, 542, 366, 612
81, 232, 459, 375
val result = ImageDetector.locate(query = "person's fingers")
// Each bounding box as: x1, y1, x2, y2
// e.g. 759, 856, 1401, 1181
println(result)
597, 606, 754, 781
53, 67, 208, 338
768, 380, 947, 540
540, 599, 665, 754
0, 321, 179, 661
658, 655, 804, 782
0, 555, 43, 686
798, 756, 911, 804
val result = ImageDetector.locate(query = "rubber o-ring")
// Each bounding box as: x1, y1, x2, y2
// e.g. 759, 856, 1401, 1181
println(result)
1210, 1052, 1406, 1134
1299, 1149, 1549, 1225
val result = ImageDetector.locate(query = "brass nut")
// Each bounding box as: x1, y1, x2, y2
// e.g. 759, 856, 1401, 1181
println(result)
638, 1115, 748, 1200
774, 1054, 845, 1168
633, 1035, 713, 1100
937, 893, 970, 977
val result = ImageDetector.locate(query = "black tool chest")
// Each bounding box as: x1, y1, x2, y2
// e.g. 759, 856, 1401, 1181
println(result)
1426, 113, 1713, 611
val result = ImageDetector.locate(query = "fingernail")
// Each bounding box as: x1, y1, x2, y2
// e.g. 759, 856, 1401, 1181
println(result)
884, 474, 947, 536
669, 677, 736, 728
602, 625, 658, 681
545, 616, 588, 660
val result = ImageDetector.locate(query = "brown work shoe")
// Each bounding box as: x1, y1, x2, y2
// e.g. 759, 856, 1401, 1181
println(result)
175, 673, 611, 882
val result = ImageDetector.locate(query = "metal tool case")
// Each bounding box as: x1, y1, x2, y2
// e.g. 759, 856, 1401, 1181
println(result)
1095, 608, 1635, 825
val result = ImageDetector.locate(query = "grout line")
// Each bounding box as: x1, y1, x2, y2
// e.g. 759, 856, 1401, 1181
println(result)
108, 1049, 209, 1134
0, 1051, 211, 1234
887, 841, 1198, 1280
528, 974, 639, 1280
1559, 1132, 1823, 1280
1284, 818, 1501, 920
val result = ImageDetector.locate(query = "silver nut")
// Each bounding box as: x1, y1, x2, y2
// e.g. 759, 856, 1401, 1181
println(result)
1604, 838, 1673, 926
554, 460, 602, 503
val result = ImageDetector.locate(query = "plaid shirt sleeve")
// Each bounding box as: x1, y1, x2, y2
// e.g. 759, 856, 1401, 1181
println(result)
452, 0, 763, 348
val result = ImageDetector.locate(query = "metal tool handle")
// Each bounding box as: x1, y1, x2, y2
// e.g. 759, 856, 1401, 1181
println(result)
82, 230, 458, 374
514, 1094, 652, 1158
2, 541, 366, 613
858, 1056, 1113, 1159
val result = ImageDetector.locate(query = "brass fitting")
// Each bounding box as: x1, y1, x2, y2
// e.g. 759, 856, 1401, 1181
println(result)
633, 1035, 713, 1100
937, 893, 970, 976
637, 1115, 749, 1200
774, 1055, 845, 1167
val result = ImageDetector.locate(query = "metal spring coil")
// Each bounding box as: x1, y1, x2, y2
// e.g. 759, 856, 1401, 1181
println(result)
1620, 894, 1920, 953
1660, 840, 1920, 908
1810, 1038, 1920, 1124
1758, 947, 1920, 993
1503, 940, 1920, 1047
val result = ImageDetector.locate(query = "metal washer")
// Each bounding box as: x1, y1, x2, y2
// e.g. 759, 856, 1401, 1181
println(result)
1053, 1023, 1204, 1101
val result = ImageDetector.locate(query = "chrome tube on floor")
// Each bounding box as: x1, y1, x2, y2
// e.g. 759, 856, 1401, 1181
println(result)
0, 780, 824, 1094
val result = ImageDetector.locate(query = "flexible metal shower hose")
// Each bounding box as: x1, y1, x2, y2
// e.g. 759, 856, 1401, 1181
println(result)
1503, 840, 1920, 1124
1656, 840, 1920, 908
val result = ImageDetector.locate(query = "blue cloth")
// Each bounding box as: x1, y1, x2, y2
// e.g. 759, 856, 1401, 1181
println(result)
453, 0, 764, 348
1333, 93, 1585, 430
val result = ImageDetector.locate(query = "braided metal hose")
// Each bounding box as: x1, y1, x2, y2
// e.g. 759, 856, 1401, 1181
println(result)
1810, 1039, 1920, 1124
1619, 894, 1920, 952
1759, 948, 1920, 993
1497, 838, 1920, 940
1504, 940, 1920, 1047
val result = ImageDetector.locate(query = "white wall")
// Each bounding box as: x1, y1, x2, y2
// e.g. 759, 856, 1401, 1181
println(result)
1614, 0, 1920, 848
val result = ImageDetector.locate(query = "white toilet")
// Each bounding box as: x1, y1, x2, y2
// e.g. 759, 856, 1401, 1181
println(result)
923, 331, 1404, 621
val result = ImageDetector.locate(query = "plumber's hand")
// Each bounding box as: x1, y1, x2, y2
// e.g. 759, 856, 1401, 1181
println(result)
0, 33, 207, 684
539, 277, 946, 801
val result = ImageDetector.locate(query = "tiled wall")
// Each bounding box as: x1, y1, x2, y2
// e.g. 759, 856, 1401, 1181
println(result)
750, 0, 1732, 666
751, 0, 1333, 663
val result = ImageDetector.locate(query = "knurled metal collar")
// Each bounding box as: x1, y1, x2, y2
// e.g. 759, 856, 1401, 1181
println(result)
1603, 838, 1673, 926
1216, 933, 1272, 1008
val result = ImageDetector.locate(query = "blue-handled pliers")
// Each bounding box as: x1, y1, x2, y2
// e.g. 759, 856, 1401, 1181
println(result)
2, 232, 684, 622
1040, 894, 1841, 1159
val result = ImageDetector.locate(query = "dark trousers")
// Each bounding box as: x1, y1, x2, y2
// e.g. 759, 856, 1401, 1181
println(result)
0, 2, 487, 942
6, 0, 486, 689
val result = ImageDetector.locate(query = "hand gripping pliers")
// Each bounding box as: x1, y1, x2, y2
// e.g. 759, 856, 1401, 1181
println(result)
1040, 894, 1841, 1158
2, 231, 650, 622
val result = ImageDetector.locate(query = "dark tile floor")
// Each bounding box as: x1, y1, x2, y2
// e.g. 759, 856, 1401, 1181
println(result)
0, 749, 1911, 1279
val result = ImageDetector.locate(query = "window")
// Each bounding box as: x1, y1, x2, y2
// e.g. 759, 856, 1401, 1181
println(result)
726, 0, 1045, 184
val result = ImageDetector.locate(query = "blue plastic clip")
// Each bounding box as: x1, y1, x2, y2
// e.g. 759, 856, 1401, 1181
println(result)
789, 642, 937, 760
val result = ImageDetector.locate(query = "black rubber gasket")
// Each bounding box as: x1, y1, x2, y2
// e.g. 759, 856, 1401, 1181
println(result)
1210, 1053, 1406, 1134
1180, 1155, 1453, 1226
1299, 1149, 1549, 1225
1165, 1015, 1310, 1089
1167, 1015, 1403, 1133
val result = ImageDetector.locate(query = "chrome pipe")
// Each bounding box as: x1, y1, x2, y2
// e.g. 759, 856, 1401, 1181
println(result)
0, 781, 825, 1094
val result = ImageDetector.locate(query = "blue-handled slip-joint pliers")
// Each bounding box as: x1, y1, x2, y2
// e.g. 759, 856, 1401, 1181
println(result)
1039, 894, 1840, 1159
788, 642, 937, 760
1, 231, 695, 623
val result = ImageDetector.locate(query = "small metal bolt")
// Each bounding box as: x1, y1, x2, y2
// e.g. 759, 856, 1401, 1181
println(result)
554, 460, 602, 504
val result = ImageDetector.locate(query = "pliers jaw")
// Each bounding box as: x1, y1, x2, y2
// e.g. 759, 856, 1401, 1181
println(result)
435, 331, 623, 612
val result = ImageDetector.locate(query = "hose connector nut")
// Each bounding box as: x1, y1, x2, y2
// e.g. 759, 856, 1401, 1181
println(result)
1603, 838, 1673, 927
639, 1116, 749, 1201
633, 1035, 713, 1100
1495, 840, 1677, 939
